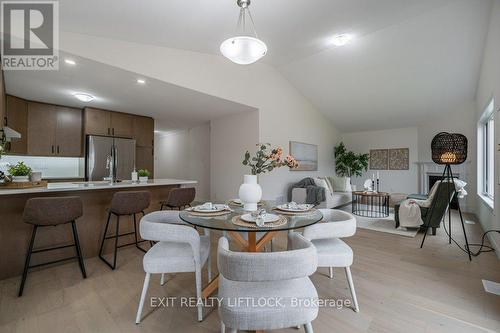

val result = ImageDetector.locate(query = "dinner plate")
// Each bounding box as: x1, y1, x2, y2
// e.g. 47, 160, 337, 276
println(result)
192, 204, 227, 213
275, 204, 313, 212
240, 213, 280, 223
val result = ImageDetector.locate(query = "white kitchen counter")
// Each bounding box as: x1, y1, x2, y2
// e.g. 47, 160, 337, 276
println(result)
0, 178, 197, 196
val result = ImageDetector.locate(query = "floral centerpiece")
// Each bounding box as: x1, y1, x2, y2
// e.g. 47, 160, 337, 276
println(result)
239, 144, 298, 211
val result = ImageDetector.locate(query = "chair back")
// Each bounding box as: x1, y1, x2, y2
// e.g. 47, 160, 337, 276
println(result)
165, 187, 195, 208
140, 212, 201, 263
425, 181, 455, 226
303, 209, 356, 240
110, 191, 151, 215
23, 196, 83, 226
217, 233, 317, 282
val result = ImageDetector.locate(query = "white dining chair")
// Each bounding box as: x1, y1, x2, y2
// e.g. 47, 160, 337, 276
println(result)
135, 210, 211, 323
217, 232, 319, 333
301, 209, 359, 312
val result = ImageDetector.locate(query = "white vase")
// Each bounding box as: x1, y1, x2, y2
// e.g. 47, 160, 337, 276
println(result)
12, 176, 30, 183
139, 176, 148, 183
238, 174, 262, 211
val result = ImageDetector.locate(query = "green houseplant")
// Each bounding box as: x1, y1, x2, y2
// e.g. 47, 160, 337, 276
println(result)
334, 142, 369, 189
138, 169, 150, 182
8, 161, 32, 183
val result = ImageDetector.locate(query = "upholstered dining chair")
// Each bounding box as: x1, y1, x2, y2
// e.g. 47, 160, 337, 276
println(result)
135, 210, 211, 323
217, 232, 319, 333
301, 209, 359, 312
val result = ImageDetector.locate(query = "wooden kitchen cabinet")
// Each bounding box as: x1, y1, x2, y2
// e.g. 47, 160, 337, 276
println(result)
133, 115, 154, 147
55, 106, 82, 156
110, 112, 133, 138
84, 107, 133, 138
27, 102, 56, 156
5, 95, 28, 154
27, 102, 82, 156
84, 107, 111, 136
136, 146, 154, 177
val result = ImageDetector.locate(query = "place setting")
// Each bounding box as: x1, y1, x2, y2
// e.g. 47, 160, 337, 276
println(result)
184, 202, 232, 217
231, 208, 288, 228
273, 201, 316, 216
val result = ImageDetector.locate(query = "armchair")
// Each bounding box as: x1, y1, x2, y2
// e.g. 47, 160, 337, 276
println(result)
394, 181, 456, 234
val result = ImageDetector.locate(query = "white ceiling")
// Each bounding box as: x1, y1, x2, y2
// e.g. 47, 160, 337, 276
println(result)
5, 0, 493, 132
4, 52, 256, 131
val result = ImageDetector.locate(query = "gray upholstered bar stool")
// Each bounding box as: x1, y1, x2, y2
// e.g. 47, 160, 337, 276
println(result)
19, 196, 86, 297
160, 187, 195, 210
99, 191, 151, 270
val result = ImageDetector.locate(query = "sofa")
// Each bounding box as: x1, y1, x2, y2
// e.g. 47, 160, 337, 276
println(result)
291, 177, 352, 209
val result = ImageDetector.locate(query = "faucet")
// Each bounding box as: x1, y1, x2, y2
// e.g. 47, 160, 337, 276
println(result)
105, 154, 115, 184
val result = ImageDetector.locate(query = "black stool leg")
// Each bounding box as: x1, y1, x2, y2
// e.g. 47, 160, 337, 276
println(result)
133, 214, 147, 253
71, 221, 87, 278
99, 212, 118, 270
112, 215, 120, 269
19, 225, 37, 297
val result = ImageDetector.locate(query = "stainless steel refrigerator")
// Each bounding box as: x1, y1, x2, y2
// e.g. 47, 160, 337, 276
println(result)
85, 135, 136, 181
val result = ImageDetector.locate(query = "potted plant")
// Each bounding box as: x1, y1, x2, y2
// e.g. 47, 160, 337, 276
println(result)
8, 161, 32, 183
334, 142, 369, 191
138, 169, 150, 182
240, 143, 298, 211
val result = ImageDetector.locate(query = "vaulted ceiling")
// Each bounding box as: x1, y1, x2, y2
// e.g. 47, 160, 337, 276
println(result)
9, 0, 495, 132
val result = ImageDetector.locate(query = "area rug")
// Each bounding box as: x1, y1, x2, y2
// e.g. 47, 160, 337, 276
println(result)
340, 205, 419, 238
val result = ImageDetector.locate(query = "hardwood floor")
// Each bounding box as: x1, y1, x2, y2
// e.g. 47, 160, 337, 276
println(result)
1, 211, 500, 333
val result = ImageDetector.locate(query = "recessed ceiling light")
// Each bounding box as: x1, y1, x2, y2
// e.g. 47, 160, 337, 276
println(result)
137, 79, 146, 84
73, 93, 94, 102
331, 34, 354, 47
64, 59, 76, 65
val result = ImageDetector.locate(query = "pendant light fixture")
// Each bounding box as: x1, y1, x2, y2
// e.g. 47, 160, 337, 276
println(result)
220, 0, 267, 65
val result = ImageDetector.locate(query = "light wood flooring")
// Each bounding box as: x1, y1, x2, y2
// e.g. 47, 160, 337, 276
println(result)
1, 211, 500, 333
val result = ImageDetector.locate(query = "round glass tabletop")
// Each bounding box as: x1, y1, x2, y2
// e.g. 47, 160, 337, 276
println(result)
179, 202, 323, 232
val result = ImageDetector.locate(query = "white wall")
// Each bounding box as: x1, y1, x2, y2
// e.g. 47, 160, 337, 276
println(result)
59, 32, 341, 201
342, 127, 419, 194
475, 0, 500, 254
210, 111, 259, 201
154, 123, 211, 201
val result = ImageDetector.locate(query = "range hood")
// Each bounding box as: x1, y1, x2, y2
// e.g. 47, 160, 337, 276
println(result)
1, 126, 21, 141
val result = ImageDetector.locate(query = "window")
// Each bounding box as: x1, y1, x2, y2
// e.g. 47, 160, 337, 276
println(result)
478, 98, 495, 206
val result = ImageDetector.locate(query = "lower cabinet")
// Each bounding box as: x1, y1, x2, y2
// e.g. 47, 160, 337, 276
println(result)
136, 146, 154, 177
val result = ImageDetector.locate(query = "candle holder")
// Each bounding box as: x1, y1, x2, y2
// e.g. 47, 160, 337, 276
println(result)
376, 179, 380, 192
371, 180, 375, 192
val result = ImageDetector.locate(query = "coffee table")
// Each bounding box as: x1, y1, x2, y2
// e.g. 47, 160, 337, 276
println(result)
352, 191, 390, 218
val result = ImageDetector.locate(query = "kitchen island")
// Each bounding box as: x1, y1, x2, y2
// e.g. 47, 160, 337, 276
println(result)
0, 179, 197, 279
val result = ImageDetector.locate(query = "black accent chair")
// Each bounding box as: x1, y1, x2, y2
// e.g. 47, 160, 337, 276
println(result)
394, 181, 455, 235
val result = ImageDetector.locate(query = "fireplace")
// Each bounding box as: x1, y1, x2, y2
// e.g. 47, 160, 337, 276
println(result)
428, 174, 458, 209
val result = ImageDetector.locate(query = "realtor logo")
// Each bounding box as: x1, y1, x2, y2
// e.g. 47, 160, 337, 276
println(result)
1, 1, 59, 70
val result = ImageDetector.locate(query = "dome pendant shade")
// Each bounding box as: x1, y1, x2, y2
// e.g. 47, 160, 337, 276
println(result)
220, 36, 267, 65
221, 0, 267, 65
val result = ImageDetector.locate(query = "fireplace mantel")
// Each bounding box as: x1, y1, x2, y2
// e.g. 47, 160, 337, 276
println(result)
414, 161, 470, 195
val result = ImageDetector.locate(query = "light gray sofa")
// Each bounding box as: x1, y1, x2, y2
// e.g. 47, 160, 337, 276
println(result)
291, 187, 351, 209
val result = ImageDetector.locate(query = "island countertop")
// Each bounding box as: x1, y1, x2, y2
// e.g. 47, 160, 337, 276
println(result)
0, 178, 197, 196
0, 178, 197, 279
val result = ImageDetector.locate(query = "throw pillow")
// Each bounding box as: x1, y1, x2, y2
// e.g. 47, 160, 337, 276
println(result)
328, 176, 352, 192
314, 177, 331, 194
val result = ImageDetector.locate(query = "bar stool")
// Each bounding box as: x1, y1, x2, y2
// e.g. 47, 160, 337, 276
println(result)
19, 196, 86, 297
160, 187, 195, 210
99, 191, 151, 270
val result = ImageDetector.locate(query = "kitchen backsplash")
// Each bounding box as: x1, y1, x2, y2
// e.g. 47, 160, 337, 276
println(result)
0, 155, 84, 179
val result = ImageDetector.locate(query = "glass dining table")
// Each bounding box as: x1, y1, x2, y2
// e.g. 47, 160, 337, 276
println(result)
179, 202, 323, 299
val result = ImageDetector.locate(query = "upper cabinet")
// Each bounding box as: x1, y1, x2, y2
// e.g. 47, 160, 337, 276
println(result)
111, 112, 133, 138
83, 107, 110, 136
5, 95, 28, 154
27, 102, 82, 157
55, 106, 83, 156
84, 107, 134, 138
133, 116, 154, 147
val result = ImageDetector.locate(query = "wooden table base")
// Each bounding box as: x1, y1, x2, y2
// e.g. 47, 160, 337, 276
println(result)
202, 231, 277, 333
